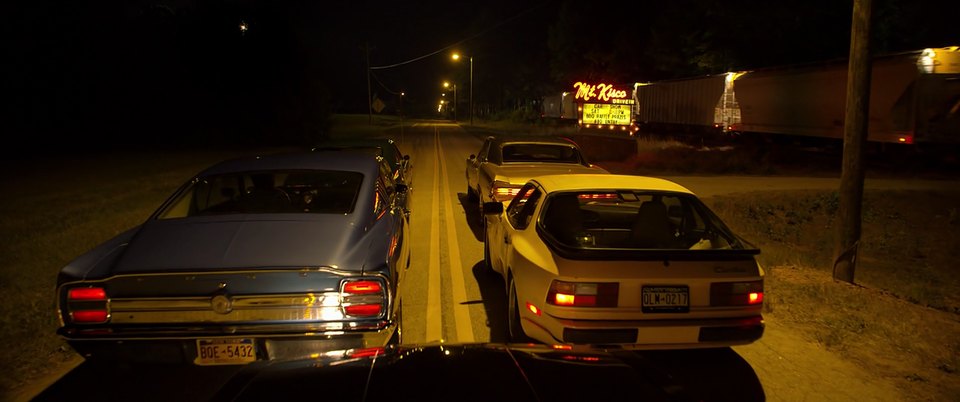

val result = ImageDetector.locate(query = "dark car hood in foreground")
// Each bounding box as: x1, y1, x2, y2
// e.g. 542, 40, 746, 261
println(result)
210, 343, 759, 402
114, 215, 367, 273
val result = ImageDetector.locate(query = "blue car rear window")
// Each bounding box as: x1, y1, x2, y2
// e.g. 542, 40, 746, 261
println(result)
157, 170, 363, 218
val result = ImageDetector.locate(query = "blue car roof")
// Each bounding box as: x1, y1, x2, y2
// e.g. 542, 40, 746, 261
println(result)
199, 151, 381, 177
312, 138, 402, 164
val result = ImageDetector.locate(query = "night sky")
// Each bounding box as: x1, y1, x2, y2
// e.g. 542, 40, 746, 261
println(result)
3, 0, 957, 150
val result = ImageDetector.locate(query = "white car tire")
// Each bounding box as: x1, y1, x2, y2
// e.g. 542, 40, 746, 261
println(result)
466, 184, 478, 202
483, 236, 493, 273
508, 277, 532, 343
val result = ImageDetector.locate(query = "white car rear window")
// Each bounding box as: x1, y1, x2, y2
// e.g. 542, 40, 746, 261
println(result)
538, 191, 742, 250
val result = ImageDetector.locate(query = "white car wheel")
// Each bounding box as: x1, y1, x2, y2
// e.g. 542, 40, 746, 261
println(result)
466, 184, 478, 201
483, 236, 492, 273
508, 277, 531, 343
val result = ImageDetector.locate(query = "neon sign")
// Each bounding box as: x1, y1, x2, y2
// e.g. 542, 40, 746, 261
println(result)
573, 82, 629, 102
581, 104, 632, 126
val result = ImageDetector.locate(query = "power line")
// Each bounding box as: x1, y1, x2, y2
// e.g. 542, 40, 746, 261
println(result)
370, 70, 402, 95
369, 0, 550, 70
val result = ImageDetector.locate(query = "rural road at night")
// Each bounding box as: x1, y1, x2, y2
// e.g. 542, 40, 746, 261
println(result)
24, 121, 957, 402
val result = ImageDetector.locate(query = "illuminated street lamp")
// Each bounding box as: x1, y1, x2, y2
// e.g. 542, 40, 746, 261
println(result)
443, 81, 457, 121
452, 53, 473, 125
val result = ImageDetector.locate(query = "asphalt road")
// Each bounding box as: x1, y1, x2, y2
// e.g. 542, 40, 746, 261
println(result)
27, 121, 958, 402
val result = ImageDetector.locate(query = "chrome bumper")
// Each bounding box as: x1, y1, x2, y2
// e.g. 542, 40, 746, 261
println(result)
61, 321, 397, 363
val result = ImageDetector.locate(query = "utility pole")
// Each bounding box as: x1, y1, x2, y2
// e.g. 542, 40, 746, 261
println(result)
470, 56, 474, 125
399, 92, 404, 144
452, 53, 475, 125
833, 0, 872, 284
366, 42, 372, 124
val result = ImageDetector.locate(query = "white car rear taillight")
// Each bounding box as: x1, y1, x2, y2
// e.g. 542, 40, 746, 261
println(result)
710, 281, 764, 306
546, 280, 619, 307
491, 181, 521, 202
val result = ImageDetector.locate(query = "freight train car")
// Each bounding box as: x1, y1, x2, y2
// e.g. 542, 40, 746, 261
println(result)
541, 92, 577, 120
633, 74, 730, 136
632, 46, 960, 146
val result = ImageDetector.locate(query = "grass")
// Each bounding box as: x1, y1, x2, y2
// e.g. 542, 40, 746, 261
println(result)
0, 149, 268, 394
708, 190, 960, 314
706, 190, 960, 401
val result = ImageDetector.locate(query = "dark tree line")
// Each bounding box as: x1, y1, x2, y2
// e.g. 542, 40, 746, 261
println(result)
543, 0, 958, 91
409, 0, 958, 118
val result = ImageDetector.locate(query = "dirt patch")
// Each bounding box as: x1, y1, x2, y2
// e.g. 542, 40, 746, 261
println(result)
709, 190, 960, 401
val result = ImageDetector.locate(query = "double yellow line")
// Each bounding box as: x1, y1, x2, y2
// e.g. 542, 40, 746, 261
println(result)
425, 126, 475, 343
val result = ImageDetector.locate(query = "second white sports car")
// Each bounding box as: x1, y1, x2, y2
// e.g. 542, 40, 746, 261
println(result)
465, 135, 607, 211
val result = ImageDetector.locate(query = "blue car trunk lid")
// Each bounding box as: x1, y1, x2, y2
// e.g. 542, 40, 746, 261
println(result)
115, 215, 365, 274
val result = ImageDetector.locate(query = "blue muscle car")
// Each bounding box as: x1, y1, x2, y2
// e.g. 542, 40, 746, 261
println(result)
55, 150, 409, 365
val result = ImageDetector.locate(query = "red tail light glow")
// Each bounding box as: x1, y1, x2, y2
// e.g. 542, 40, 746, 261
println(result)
554, 293, 576, 306
492, 183, 521, 202
66, 286, 109, 324
341, 279, 387, 317
562, 355, 601, 362
344, 281, 382, 294
547, 281, 618, 307
68, 287, 106, 301
711, 281, 764, 306
72, 310, 109, 323
348, 347, 385, 358
526, 302, 541, 316
344, 304, 382, 316
578, 193, 618, 200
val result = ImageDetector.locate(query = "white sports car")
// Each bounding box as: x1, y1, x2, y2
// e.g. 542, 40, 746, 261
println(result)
465, 135, 607, 210
483, 174, 764, 349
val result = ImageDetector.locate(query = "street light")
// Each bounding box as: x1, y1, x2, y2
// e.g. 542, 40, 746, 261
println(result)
443, 81, 457, 122
452, 53, 473, 125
